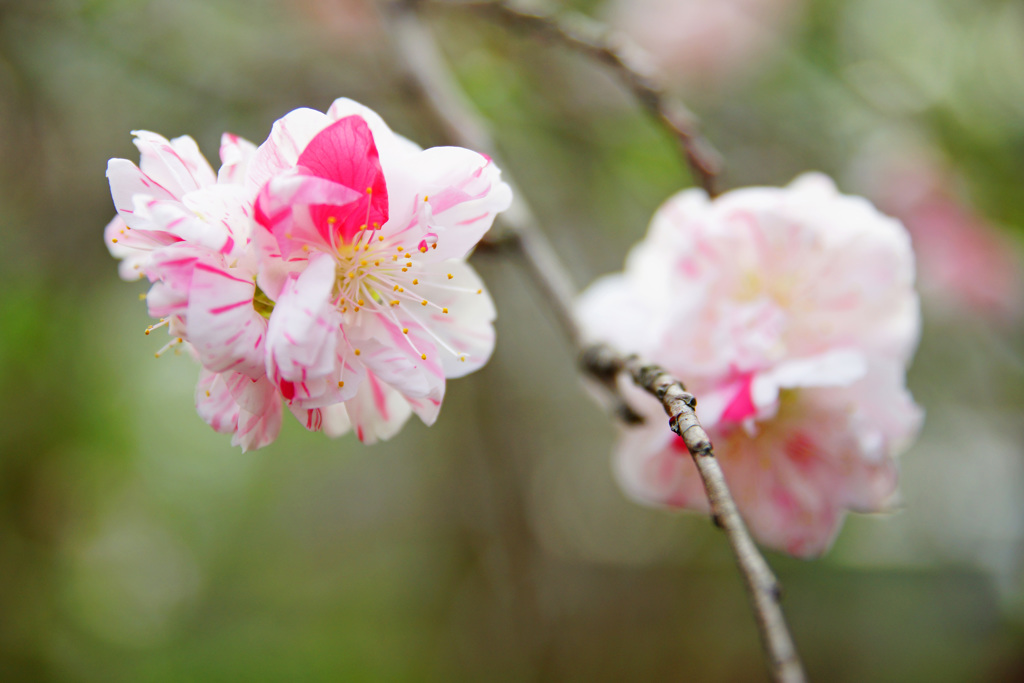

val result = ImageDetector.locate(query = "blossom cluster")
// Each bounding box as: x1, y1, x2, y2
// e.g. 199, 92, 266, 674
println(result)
105, 99, 512, 450
577, 174, 924, 557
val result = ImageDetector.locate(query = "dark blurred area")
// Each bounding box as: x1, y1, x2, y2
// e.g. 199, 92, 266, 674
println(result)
1, 0, 1022, 681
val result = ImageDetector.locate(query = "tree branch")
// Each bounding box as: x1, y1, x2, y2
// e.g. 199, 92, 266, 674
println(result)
424, 0, 723, 196
381, 3, 805, 681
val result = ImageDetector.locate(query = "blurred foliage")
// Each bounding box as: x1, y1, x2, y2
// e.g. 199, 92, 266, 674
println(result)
1, 0, 1023, 681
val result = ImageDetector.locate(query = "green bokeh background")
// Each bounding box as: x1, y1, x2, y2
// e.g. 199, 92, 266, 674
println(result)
1, 0, 1023, 681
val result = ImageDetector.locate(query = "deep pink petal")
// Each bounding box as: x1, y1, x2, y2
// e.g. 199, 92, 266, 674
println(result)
254, 169, 364, 258
295, 115, 389, 246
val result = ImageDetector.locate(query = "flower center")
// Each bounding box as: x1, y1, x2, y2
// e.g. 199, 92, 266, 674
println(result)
319, 211, 480, 365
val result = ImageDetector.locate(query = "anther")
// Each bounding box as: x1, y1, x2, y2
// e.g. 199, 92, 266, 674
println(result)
378, 235, 384, 242
397, 246, 404, 252
338, 381, 345, 388
111, 238, 119, 243
357, 299, 365, 306
393, 285, 400, 291
390, 300, 400, 306
327, 216, 337, 223
442, 308, 448, 314
421, 300, 428, 306
420, 353, 427, 360
402, 328, 409, 334
360, 260, 367, 267
354, 349, 361, 356
447, 273, 453, 280
419, 246, 428, 253
412, 279, 419, 285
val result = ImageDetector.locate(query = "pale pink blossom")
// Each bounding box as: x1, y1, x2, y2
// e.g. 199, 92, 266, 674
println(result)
249, 98, 510, 443
858, 147, 1023, 321
608, 0, 804, 91
577, 173, 924, 557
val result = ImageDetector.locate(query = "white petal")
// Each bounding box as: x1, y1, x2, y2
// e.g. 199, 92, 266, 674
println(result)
186, 260, 267, 379
325, 97, 422, 167
265, 254, 342, 386
132, 130, 215, 197
218, 132, 258, 186
246, 108, 331, 195
343, 372, 414, 444
381, 147, 512, 261
406, 260, 496, 378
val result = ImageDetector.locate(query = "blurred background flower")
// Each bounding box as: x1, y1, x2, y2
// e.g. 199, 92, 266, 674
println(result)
1, 0, 1022, 681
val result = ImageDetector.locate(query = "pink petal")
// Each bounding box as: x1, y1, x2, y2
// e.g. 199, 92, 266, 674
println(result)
295, 115, 389, 247
254, 169, 364, 259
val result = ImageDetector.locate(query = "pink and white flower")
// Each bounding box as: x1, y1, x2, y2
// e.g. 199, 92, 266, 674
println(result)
577, 174, 924, 557
251, 98, 511, 443
105, 99, 511, 450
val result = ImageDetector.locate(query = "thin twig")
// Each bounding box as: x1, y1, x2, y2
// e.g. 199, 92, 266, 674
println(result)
387, 0, 581, 346
581, 344, 805, 683
381, 3, 805, 682
424, 0, 723, 196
